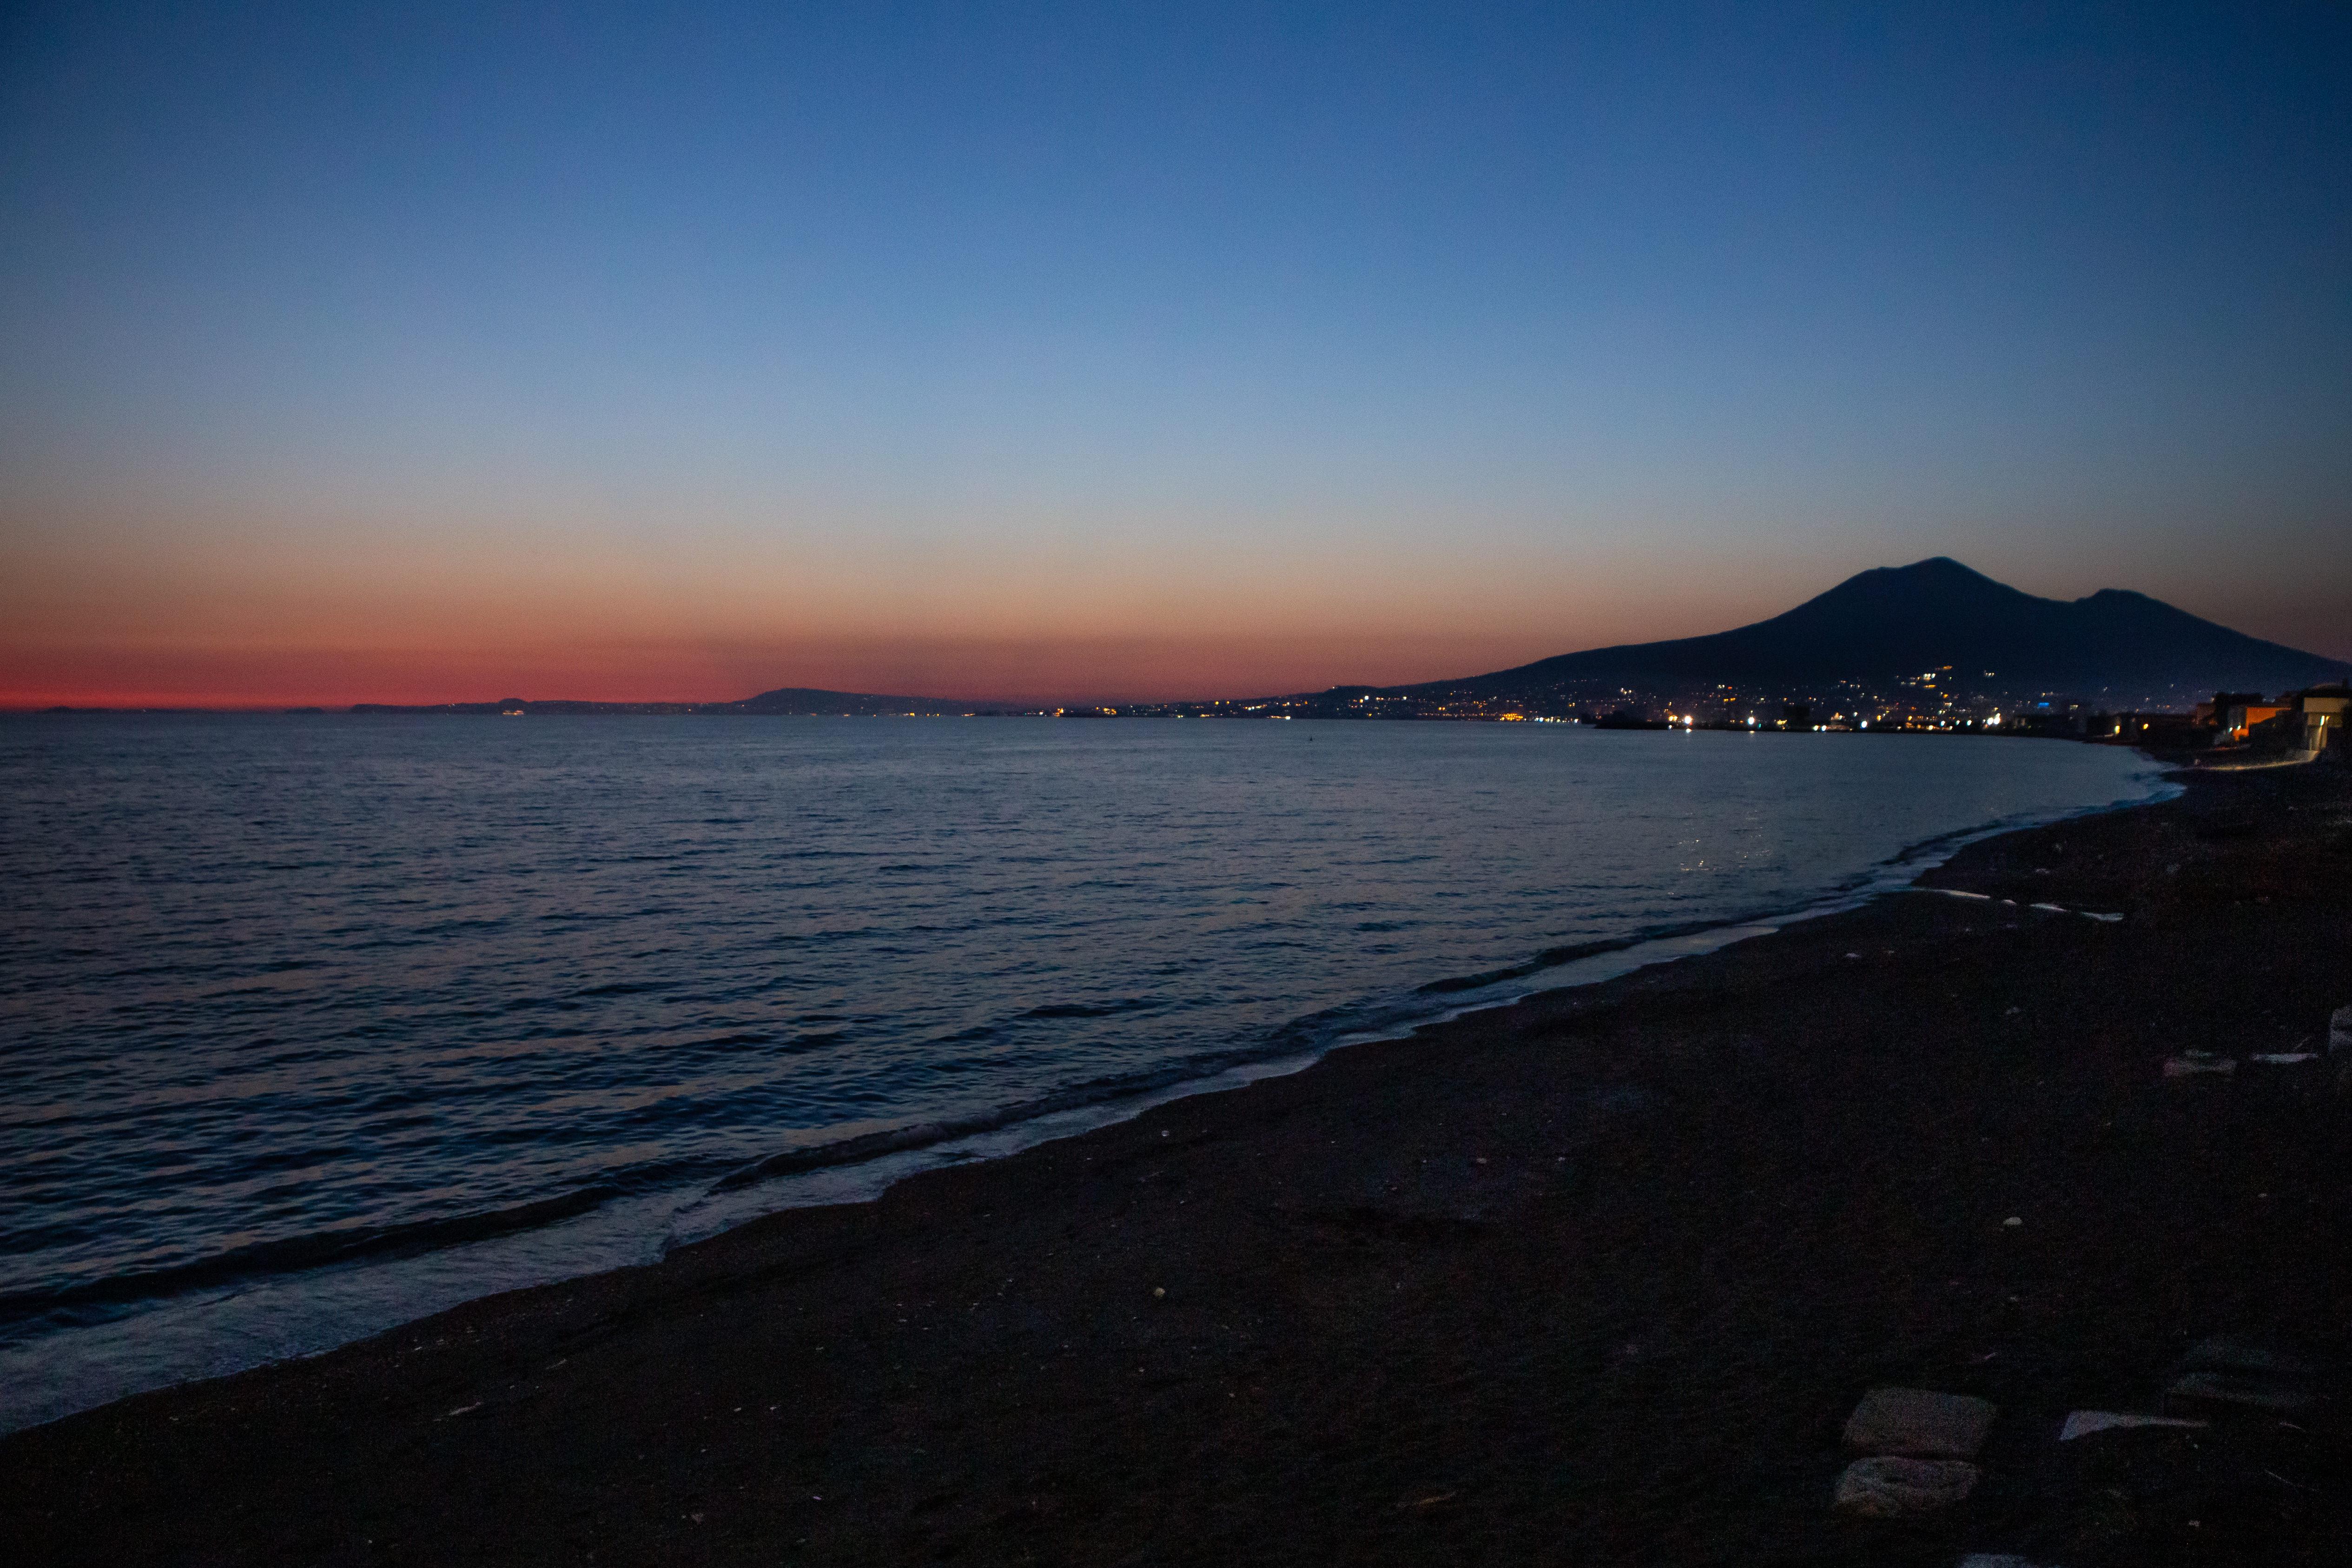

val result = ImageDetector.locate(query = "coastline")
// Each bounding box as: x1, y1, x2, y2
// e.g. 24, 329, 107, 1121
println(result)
0, 746, 2172, 1438
7, 757, 2348, 1564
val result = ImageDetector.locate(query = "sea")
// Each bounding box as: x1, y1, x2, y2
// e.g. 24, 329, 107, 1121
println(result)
0, 714, 2168, 1432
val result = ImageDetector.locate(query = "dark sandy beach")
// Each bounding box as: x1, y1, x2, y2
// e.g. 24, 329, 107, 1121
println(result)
7, 754, 2349, 1567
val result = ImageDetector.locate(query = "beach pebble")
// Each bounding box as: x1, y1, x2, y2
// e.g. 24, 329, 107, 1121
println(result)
2162, 1054, 2235, 1078
1843, 1387, 1999, 1459
2002, 1216, 2022, 1227
2058, 1409, 2205, 1441
2157, 1336, 2322, 1417
1832, 1456, 1979, 1516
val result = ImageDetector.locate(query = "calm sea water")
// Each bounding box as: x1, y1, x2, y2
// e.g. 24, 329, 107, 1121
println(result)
0, 715, 2164, 1429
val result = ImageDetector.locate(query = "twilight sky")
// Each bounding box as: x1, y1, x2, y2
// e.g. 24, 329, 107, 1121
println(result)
3, 1, 2347, 706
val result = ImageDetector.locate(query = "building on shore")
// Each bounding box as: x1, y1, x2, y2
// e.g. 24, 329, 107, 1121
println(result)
2292, 683, 2348, 755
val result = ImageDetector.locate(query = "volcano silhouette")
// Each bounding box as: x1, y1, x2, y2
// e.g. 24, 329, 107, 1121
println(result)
1399, 558, 2344, 703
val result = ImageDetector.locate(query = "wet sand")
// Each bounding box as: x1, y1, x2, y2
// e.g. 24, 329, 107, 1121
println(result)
8, 754, 2350, 1566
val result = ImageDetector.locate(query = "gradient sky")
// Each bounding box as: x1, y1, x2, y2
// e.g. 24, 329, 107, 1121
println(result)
4, 1, 2347, 706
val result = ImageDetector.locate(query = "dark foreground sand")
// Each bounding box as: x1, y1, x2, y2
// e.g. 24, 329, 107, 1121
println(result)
8, 756, 2351, 1567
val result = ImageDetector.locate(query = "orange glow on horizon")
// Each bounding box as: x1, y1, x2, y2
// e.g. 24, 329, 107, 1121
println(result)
15, 510, 2343, 711
2, 514, 1791, 709
0, 633, 1582, 711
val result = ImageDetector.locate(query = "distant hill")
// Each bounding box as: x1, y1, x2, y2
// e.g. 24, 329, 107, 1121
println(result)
727, 687, 978, 716
1393, 558, 2345, 710
348, 687, 987, 717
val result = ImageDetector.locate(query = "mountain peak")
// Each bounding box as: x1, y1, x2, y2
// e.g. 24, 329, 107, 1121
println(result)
1817, 557, 2020, 599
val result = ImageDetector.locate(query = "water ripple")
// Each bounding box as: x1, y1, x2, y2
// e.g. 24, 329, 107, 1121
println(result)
0, 714, 2164, 1427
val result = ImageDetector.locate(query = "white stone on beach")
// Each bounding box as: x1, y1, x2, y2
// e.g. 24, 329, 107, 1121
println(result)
1843, 1387, 1998, 1459
1832, 1456, 1980, 1516
2058, 1409, 2205, 1441
2162, 1054, 2235, 1078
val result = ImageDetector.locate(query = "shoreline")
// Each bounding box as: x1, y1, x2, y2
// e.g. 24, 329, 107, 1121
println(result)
0, 759, 2175, 1438
8, 757, 2348, 1564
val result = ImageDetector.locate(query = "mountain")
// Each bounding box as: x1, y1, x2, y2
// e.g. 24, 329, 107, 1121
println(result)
1393, 558, 2345, 710
727, 687, 978, 716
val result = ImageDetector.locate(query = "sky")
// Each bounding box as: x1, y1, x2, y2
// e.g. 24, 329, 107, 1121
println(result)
3, 1, 2347, 707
